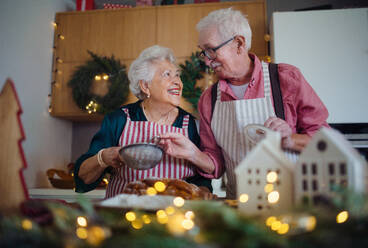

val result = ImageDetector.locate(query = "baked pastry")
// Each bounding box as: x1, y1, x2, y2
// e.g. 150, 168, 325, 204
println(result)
123, 178, 216, 200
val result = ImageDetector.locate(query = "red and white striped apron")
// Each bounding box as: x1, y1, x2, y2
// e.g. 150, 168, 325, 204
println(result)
106, 108, 196, 198
211, 62, 298, 199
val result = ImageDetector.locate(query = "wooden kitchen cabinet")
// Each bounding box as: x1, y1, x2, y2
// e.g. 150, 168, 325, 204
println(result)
51, 1, 268, 121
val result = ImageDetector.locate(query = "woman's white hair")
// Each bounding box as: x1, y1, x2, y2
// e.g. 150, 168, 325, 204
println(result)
196, 8, 252, 51
128, 45, 176, 99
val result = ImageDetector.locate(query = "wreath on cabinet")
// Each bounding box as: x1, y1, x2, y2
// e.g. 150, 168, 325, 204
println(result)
68, 51, 129, 115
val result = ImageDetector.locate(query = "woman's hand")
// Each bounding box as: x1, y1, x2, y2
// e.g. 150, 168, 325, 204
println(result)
101, 146, 125, 168
78, 146, 124, 184
264, 117, 294, 149
158, 132, 196, 160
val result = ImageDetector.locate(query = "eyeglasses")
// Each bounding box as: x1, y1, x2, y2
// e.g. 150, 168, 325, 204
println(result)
199, 37, 235, 60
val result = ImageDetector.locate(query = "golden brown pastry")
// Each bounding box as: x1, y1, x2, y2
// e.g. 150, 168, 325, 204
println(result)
122, 178, 217, 200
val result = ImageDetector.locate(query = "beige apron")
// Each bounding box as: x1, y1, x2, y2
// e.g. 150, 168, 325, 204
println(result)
211, 62, 298, 199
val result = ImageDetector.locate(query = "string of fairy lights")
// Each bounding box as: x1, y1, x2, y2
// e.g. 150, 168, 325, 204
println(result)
48, 21, 61, 114
49, 21, 105, 114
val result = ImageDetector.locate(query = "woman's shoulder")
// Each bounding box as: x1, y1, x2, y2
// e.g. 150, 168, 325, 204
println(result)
105, 101, 141, 119
177, 106, 196, 120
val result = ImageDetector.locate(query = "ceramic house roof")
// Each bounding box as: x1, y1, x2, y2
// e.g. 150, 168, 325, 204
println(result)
299, 127, 366, 165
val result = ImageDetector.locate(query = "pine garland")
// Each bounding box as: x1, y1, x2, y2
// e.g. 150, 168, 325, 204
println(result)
2, 189, 368, 248
180, 52, 208, 111
68, 51, 129, 115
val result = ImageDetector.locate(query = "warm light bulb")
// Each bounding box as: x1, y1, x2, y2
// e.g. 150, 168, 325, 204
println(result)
239, 194, 249, 203
141, 214, 151, 224
77, 216, 88, 227
182, 219, 194, 230
156, 210, 168, 224
173, 197, 185, 207
21, 219, 32, 230
267, 191, 280, 204
264, 184, 274, 193
266, 216, 277, 226
131, 219, 143, 229
58, 34, 65, 40
125, 211, 136, 222
95, 75, 102, 80
76, 227, 88, 239
336, 211, 349, 224
52, 22, 58, 28
271, 221, 282, 231
56, 57, 63, 63
102, 74, 109, 80
277, 223, 289, 235
154, 181, 166, 192
146, 187, 157, 195
184, 211, 195, 220
165, 206, 175, 215
267, 171, 278, 183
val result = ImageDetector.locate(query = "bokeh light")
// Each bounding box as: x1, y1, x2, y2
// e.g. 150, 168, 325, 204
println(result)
239, 194, 249, 203
77, 216, 88, 227
154, 181, 166, 192
336, 211, 349, 224
267, 171, 278, 183
125, 211, 136, 222
267, 191, 280, 204
173, 197, 185, 207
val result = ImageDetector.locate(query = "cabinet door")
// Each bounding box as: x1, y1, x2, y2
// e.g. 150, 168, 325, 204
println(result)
157, 1, 268, 60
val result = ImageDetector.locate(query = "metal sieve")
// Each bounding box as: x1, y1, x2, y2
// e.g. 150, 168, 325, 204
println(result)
119, 136, 163, 170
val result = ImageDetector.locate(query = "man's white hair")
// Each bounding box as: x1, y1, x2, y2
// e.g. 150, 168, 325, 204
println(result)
196, 8, 252, 51
128, 45, 176, 99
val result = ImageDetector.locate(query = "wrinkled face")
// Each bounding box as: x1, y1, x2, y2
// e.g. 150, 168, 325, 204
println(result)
147, 60, 182, 106
198, 27, 239, 79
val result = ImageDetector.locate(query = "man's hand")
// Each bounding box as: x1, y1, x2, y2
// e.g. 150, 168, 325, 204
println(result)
264, 117, 294, 149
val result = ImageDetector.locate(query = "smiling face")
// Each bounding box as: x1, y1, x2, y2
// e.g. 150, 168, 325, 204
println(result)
144, 59, 182, 107
198, 27, 243, 80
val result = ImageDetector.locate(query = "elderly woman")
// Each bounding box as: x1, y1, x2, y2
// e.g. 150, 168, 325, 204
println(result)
160, 8, 330, 199
74, 45, 212, 198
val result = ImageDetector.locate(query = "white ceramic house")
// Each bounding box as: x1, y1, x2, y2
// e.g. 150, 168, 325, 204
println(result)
295, 127, 367, 205
235, 129, 295, 216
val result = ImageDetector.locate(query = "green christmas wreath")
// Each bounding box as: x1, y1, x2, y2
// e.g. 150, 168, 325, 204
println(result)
68, 51, 129, 115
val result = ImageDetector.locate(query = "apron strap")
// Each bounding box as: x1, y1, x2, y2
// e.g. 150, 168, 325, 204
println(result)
268, 63, 285, 120
211, 82, 219, 117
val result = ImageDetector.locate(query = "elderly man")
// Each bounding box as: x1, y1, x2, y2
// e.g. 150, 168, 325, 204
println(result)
160, 8, 329, 199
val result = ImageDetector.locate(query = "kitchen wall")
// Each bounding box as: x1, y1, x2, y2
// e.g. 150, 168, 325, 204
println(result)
0, 0, 75, 188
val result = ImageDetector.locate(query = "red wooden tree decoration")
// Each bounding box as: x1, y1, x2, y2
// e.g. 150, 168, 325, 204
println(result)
0, 79, 28, 211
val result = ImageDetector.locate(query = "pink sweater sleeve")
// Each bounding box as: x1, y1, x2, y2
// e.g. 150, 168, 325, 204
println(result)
278, 63, 330, 136
197, 85, 225, 179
